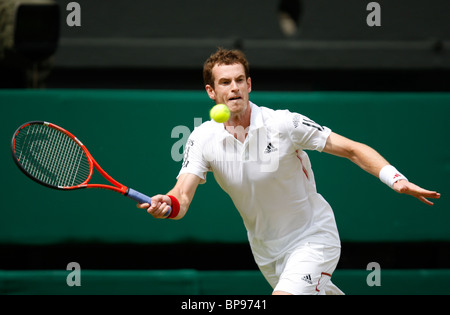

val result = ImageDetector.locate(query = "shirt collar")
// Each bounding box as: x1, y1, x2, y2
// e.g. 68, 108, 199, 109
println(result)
214, 101, 264, 142
249, 101, 264, 131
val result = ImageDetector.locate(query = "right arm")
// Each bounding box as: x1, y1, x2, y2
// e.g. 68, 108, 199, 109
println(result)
136, 173, 202, 219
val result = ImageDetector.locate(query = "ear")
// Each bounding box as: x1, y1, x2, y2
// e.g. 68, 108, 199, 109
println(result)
247, 77, 252, 94
205, 85, 216, 101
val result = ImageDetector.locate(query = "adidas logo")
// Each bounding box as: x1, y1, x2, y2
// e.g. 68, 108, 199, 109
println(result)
264, 142, 278, 154
301, 274, 312, 284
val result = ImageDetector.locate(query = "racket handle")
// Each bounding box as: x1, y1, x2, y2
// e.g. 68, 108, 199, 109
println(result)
126, 188, 171, 218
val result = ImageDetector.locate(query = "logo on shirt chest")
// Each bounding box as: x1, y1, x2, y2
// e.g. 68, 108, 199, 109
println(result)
263, 142, 278, 154
209, 128, 282, 174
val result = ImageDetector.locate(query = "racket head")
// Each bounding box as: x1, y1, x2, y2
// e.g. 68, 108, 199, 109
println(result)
11, 121, 93, 190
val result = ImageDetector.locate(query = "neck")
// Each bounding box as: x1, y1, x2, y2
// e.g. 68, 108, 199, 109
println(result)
224, 102, 251, 143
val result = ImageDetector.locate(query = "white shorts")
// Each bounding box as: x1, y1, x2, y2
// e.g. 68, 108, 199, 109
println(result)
258, 243, 343, 295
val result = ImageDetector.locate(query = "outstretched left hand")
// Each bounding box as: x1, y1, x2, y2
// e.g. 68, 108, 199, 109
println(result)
392, 180, 441, 206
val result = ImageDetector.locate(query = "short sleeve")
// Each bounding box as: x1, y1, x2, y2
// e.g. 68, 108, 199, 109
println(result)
177, 127, 210, 184
286, 111, 331, 152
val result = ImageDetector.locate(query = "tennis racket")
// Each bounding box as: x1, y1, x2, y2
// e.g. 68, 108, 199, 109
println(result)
11, 121, 171, 217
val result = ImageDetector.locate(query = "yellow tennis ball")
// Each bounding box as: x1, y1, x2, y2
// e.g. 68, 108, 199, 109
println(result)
210, 104, 230, 123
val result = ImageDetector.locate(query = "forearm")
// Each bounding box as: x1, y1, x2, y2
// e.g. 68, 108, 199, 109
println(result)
323, 132, 440, 205
347, 142, 389, 178
165, 173, 202, 220
324, 132, 389, 178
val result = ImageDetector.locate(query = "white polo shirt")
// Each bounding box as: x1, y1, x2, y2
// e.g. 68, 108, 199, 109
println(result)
178, 102, 340, 266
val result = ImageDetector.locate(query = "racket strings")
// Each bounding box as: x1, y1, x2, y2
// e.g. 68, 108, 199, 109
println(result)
14, 124, 90, 188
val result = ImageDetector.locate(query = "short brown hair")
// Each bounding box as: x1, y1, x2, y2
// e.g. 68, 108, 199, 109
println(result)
203, 48, 250, 88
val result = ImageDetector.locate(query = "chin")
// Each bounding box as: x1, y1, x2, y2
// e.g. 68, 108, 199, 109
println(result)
227, 100, 246, 113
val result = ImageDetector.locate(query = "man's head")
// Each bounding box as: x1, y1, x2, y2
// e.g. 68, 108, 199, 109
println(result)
203, 48, 252, 115
203, 48, 250, 88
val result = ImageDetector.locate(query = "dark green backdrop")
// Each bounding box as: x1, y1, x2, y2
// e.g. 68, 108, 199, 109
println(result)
1, 90, 448, 244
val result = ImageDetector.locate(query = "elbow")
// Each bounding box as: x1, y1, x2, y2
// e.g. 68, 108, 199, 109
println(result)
344, 141, 367, 165
337, 139, 360, 161
347, 144, 360, 163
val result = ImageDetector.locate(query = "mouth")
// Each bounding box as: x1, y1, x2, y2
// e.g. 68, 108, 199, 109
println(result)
228, 96, 242, 101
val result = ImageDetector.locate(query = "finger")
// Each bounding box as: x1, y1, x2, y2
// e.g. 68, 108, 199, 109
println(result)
151, 199, 160, 208
136, 203, 150, 209
161, 204, 171, 217
421, 191, 441, 199
147, 202, 168, 218
399, 183, 440, 199
156, 203, 169, 217
147, 201, 161, 214
417, 195, 434, 206
411, 186, 440, 195
412, 190, 441, 201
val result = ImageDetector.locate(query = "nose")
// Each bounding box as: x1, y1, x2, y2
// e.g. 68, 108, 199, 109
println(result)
230, 80, 239, 91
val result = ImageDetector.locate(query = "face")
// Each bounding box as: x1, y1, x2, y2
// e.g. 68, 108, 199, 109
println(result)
206, 63, 252, 115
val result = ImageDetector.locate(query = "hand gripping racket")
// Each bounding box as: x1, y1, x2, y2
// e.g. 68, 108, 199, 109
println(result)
11, 121, 171, 217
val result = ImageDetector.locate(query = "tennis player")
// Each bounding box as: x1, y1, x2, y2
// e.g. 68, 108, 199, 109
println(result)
138, 48, 441, 295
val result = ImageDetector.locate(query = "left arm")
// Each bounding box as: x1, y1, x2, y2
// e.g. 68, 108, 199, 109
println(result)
323, 132, 441, 205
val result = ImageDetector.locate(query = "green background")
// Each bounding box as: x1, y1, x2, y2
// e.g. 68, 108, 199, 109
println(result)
2, 269, 450, 295
1, 90, 449, 244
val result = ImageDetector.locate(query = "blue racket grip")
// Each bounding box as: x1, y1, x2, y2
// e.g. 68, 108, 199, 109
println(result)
126, 188, 171, 217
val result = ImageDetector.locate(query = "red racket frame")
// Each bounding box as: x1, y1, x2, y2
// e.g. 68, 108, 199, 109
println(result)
11, 121, 172, 217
